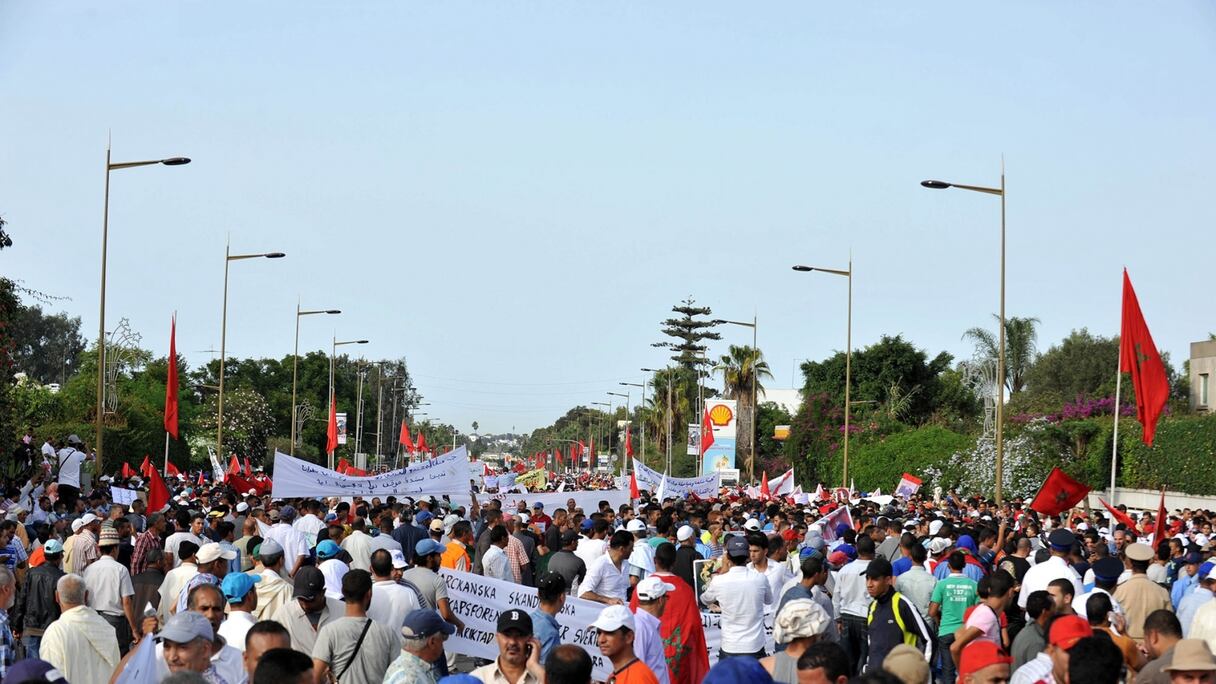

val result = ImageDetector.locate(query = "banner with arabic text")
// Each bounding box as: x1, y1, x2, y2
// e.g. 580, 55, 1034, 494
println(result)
270, 446, 470, 498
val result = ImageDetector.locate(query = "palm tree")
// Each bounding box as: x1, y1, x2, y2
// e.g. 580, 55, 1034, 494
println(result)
963, 315, 1040, 394
712, 345, 772, 477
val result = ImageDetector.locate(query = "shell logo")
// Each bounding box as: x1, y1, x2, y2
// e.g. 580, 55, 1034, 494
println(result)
709, 403, 734, 426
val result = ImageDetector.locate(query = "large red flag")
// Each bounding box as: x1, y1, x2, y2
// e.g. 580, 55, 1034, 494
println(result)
326, 392, 339, 455
625, 428, 634, 458
164, 315, 179, 439
1099, 497, 1142, 536
628, 571, 710, 684
1120, 270, 1169, 445
398, 421, 415, 452
147, 465, 170, 513
1029, 467, 1091, 516
700, 405, 715, 455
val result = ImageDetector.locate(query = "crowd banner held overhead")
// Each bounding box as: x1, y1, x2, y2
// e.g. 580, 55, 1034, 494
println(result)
515, 468, 548, 491
631, 459, 721, 499
701, 399, 736, 475
271, 446, 470, 498
770, 468, 795, 497
895, 473, 923, 498
815, 506, 855, 542
1029, 466, 1091, 516
110, 486, 139, 506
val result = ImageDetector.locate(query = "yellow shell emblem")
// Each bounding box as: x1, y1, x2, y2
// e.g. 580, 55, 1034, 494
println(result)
709, 404, 733, 426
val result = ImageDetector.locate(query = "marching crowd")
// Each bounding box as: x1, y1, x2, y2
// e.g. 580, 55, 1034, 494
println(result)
3, 432, 1216, 684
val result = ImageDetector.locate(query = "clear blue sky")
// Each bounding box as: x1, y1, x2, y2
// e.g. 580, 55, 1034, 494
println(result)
3, 2, 1214, 434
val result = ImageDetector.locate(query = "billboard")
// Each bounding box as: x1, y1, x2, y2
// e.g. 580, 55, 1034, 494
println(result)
702, 399, 736, 475
336, 413, 348, 445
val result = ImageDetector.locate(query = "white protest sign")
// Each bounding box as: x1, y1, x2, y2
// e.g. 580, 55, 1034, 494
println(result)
110, 486, 139, 506
770, 468, 796, 497
270, 446, 471, 498
441, 569, 616, 681
631, 459, 721, 500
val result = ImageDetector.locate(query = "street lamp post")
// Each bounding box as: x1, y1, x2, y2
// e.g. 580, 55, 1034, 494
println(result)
217, 244, 285, 457
291, 302, 340, 450
96, 149, 190, 473
793, 261, 852, 488
620, 381, 647, 470
591, 401, 610, 471
714, 316, 758, 484
328, 336, 368, 469
608, 391, 629, 476
922, 167, 1007, 503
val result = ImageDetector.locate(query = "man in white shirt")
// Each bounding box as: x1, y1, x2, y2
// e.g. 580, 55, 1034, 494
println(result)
340, 517, 375, 571
367, 548, 421, 629
483, 525, 511, 582
54, 435, 90, 512
580, 530, 634, 606
833, 534, 876, 673
292, 500, 326, 548
575, 520, 608, 568
82, 526, 138, 655
158, 539, 200, 622
1017, 529, 1083, 610
164, 510, 205, 568
701, 535, 772, 659
747, 532, 792, 607
217, 572, 260, 651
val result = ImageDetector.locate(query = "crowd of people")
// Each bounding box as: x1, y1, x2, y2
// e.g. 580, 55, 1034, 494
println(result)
3, 432, 1216, 684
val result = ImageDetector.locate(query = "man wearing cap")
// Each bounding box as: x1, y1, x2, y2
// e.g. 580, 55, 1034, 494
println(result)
530, 572, 568, 666
591, 605, 659, 684
82, 525, 138, 653
700, 535, 772, 660
63, 512, 101, 574
1161, 638, 1216, 683
1115, 542, 1173, 641
174, 542, 236, 614
217, 572, 260, 650
633, 576, 673, 684
762, 598, 830, 683
271, 565, 343, 654
264, 506, 309, 576
248, 539, 294, 621
40, 573, 121, 684
958, 640, 1012, 684
1180, 565, 1216, 639
1009, 615, 1092, 684
470, 609, 545, 684
13, 537, 64, 660
312, 569, 399, 684
1074, 556, 1127, 621
1017, 529, 1083, 611
672, 524, 701, 590
384, 609, 455, 684
1173, 554, 1207, 610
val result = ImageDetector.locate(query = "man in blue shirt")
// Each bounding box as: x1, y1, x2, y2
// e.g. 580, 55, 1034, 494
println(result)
530, 571, 567, 665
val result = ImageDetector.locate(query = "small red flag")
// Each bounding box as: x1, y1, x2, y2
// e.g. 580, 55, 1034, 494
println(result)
398, 421, 415, 452
625, 428, 634, 458
326, 392, 339, 455
556, 449, 564, 468
1120, 270, 1169, 445
1099, 497, 1141, 536
337, 457, 351, 474
760, 471, 771, 500
227, 455, 241, 478
121, 463, 135, 479
197, 471, 205, 487
147, 464, 170, 513
244, 457, 253, 477
140, 455, 153, 479
1153, 488, 1167, 544
164, 315, 179, 439
165, 461, 181, 478
416, 431, 429, 454
1029, 467, 1091, 516
700, 405, 716, 455
630, 470, 640, 499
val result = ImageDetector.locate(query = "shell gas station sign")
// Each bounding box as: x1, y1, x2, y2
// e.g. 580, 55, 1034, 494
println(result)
702, 398, 737, 475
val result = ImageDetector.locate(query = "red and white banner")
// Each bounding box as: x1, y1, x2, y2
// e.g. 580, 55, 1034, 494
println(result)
769, 468, 796, 497
815, 505, 855, 542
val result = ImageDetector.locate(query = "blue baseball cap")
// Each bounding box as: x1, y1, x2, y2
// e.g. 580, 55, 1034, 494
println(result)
402, 609, 457, 638
416, 510, 434, 524
415, 539, 445, 557
316, 540, 341, 560
703, 656, 773, 684
580, 519, 594, 532
43, 539, 64, 555
1199, 561, 1215, 578
221, 572, 261, 603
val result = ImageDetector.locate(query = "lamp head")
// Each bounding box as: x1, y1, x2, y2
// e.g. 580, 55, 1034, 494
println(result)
791, 265, 814, 272
161, 157, 191, 166
355, 340, 369, 344
325, 310, 341, 314
920, 180, 951, 189
265, 252, 286, 259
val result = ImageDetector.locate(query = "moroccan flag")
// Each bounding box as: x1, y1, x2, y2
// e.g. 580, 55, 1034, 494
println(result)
625, 428, 634, 458
244, 457, 253, 477
1099, 498, 1142, 535
165, 461, 181, 478
147, 464, 170, 513
416, 431, 429, 454
700, 405, 715, 455
227, 455, 241, 478
760, 471, 771, 500
121, 462, 135, 479
1153, 488, 1167, 544
1120, 270, 1169, 445
140, 455, 153, 479
326, 392, 338, 455
630, 470, 640, 499
1029, 467, 1091, 516
398, 421, 415, 452
556, 449, 564, 468
337, 458, 351, 474
164, 315, 179, 439
628, 571, 709, 684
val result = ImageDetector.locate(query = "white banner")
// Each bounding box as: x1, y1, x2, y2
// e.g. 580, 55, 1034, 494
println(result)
770, 468, 796, 497
110, 486, 139, 506
207, 446, 225, 481
270, 446, 471, 498
477, 489, 629, 515
442, 569, 616, 681
631, 459, 721, 500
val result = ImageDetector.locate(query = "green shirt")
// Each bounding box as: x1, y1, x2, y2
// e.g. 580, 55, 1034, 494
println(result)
930, 573, 978, 636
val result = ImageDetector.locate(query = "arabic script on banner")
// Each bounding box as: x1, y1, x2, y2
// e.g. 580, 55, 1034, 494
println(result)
270, 446, 470, 498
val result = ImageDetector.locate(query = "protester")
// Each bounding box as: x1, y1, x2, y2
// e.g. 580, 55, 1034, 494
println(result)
632, 576, 673, 684
13, 537, 64, 659
1010, 590, 1055, 671
700, 535, 772, 660
39, 573, 121, 684
270, 565, 341, 654
592, 604, 660, 683
470, 608, 546, 684
251, 646, 313, 684
311, 569, 399, 683
760, 598, 830, 683
384, 608, 455, 684
544, 644, 594, 684
1009, 614, 1092, 684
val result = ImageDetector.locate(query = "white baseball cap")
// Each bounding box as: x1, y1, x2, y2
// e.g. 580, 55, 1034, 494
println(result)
743, 519, 761, 532
196, 542, 237, 565
591, 605, 635, 633
236, 502, 249, 513
389, 549, 408, 569
626, 519, 646, 533
676, 525, 696, 542
928, 520, 944, 536
636, 577, 676, 601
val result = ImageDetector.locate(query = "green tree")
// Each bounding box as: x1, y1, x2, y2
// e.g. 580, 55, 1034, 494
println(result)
962, 315, 1040, 394
754, 401, 793, 470
713, 345, 772, 479
1020, 329, 1120, 409
197, 387, 274, 462
783, 392, 843, 487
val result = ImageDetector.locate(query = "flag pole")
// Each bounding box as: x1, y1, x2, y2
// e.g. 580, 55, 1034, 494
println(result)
1110, 271, 1124, 506
163, 432, 170, 472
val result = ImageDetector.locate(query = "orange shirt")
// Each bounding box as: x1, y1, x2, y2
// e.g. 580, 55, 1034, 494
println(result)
609, 659, 659, 684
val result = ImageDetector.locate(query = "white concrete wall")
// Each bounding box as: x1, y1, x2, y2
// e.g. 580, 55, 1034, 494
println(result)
1086, 486, 1216, 514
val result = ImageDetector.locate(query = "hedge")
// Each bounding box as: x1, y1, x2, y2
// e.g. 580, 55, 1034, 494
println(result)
819, 425, 974, 492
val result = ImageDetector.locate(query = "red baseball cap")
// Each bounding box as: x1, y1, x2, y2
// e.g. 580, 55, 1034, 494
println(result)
1049, 616, 1093, 650
781, 528, 798, 542
959, 641, 1012, 677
